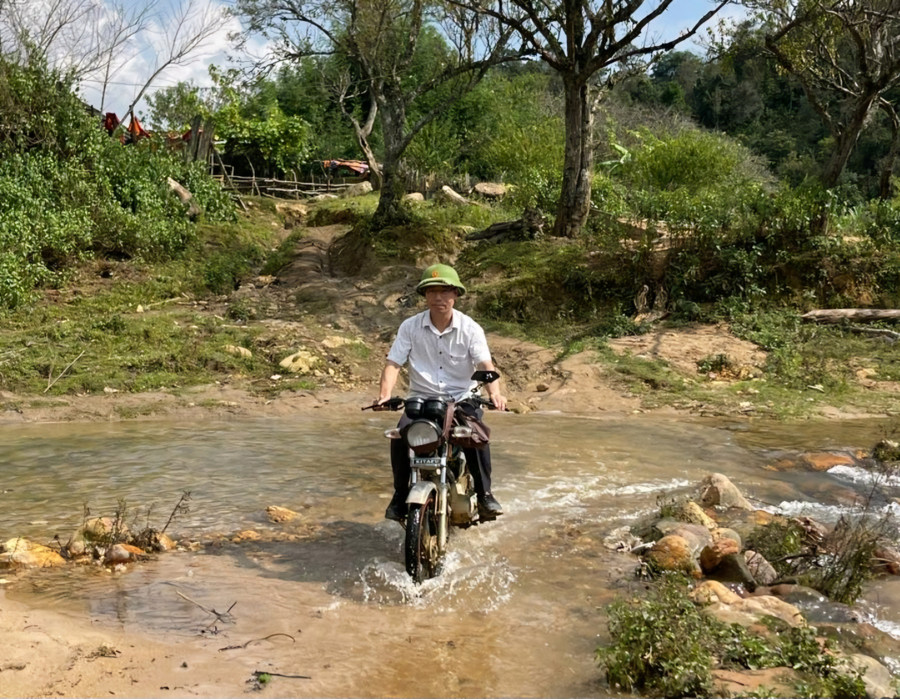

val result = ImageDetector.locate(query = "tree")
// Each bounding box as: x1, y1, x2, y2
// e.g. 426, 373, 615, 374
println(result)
757, 0, 900, 194
452, 0, 728, 237
144, 81, 211, 132
0, 0, 230, 119
235, 0, 523, 227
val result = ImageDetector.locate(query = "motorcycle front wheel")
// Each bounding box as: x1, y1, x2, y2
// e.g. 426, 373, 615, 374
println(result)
405, 494, 440, 583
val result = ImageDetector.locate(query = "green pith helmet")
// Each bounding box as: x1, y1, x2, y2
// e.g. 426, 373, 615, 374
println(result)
416, 263, 466, 296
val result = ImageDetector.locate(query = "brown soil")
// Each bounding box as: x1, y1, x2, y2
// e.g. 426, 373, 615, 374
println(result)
0, 223, 774, 426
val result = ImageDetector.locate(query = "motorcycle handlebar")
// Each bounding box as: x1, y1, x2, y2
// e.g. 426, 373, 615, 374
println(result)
362, 396, 499, 411
361, 397, 405, 411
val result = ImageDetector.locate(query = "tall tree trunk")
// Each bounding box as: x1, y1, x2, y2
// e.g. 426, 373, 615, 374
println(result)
822, 95, 877, 188
372, 95, 409, 229
554, 75, 594, 238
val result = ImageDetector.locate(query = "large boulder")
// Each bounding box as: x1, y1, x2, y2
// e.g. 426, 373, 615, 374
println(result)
744, 550, 778, 585
342, 181, 373, 198
704, 552, 757, 590
698, 473, 753, 510
848, 654, 895, 699
668, 500, 717, 529
645, 534, 701, 577
435, 185, 469, 205
1, 538, 66, 569
473, 182, 508, 199
700, 538, 741, 573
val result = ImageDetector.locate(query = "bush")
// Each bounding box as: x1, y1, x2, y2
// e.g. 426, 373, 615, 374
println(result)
0, 58, 235, 309
598, 575, 867, 698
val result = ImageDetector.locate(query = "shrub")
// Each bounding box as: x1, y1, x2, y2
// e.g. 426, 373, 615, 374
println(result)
0, 58, 235, 309
598, 575, 867, 698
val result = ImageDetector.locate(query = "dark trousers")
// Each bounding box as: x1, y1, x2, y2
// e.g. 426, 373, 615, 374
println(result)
390, 409, 493, 497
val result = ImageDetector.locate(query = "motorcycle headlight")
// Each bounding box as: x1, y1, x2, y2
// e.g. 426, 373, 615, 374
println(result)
404, 420, 442, 453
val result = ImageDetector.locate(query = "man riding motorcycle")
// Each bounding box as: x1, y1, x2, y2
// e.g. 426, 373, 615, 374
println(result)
374, 263, 507, 522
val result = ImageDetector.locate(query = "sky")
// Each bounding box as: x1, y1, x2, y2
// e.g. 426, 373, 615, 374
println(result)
74, 0, 747, 120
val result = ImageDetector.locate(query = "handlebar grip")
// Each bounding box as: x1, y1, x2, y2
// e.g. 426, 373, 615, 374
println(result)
363, 397, 404, 411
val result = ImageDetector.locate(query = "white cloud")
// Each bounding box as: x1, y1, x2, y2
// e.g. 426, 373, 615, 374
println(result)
75, 0, 245, 117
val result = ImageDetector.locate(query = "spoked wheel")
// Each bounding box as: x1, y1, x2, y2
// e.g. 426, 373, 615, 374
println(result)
404, 494, 440, 583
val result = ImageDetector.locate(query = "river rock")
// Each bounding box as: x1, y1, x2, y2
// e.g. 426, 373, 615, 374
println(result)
145, 532, 176, 552
711, 527, 742, 549
82, 516, 126, 542
873, 543, 900, 574
700, 538, 741, 573
656, 522, 713, 553
848, 653, 894, 699
1, 538, 66, 569
645, 534, 701, 577
690, 580, 742, 605
744, 550, 778, 585
705, 593, 804, 628
404, 192, 424, 202
669, 500, 717, 529
705, 552, 757, 590
104, 543, 146, 564
266, 505, 299, 523
698, 473, 753, 510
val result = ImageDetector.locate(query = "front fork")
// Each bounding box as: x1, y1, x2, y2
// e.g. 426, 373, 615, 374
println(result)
409, 446, 450, 551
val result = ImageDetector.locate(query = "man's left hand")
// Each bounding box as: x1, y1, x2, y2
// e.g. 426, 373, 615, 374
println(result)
489, 393, 507, 411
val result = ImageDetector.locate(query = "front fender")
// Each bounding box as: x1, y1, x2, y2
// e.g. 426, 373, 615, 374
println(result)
406, 481, 437, 505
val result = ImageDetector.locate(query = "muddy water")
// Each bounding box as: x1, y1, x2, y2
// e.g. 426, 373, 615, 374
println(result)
2, 412, 899, 696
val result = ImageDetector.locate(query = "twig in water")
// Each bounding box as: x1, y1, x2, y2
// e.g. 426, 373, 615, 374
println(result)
161, 491, 191, 534
176, 590, 237, 626
219, 633, 296, 652
252, 670, 311, 680
45, 350, 85, 392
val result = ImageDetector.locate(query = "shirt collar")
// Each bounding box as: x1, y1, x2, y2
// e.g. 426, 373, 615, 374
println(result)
422, 309, 458, 334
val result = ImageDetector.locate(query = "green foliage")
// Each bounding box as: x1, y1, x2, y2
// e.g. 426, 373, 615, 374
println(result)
599, 576, 714, 697
745, 512, 890, 605
620, 129, 758, 193
215, 102, 312, 177
460, 240, 634, 325
143, 81, 211, 132
598, 575, 867, 698
744, 519, 806, 577
0, 58, 235, 310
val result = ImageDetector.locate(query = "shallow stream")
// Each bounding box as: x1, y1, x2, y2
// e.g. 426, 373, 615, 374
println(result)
2, 412, 900, 696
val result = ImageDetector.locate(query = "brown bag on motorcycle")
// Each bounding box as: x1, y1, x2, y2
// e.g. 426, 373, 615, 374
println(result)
452, 410, 491, 449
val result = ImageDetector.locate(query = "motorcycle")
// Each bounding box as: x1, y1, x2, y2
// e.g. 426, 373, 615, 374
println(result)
363, 370, 500, 583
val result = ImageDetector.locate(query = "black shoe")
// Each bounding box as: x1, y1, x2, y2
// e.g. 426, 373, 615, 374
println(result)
478, 493, 503, 520
385, 492, 408, 522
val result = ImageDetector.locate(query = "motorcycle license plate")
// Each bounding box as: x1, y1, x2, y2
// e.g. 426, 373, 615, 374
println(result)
413, 457, 442, 468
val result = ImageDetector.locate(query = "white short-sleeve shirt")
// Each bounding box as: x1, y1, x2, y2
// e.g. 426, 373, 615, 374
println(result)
387, 309, 491, 400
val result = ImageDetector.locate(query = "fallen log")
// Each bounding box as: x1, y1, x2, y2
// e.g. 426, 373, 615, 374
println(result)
801, 309, 900, 323
467, 207, 545, 243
